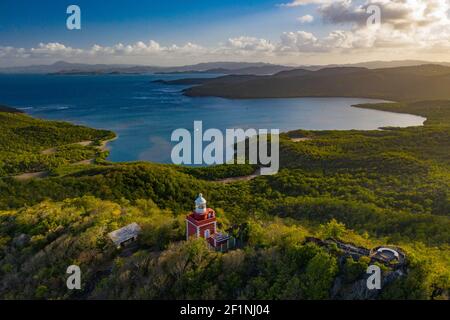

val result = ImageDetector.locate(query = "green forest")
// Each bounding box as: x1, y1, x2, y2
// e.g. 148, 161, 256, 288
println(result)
0, 111, 114, 177
0, 100, 448, 299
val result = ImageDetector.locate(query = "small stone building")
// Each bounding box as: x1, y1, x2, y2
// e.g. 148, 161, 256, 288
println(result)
108, 222, 141, 249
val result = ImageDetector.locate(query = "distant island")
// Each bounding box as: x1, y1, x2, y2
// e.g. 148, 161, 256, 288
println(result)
49, 70, 142, 76
0, 60, 291, 76
2, 59, 450, 76
0, 105, 24, 113
179, 64, 450, 102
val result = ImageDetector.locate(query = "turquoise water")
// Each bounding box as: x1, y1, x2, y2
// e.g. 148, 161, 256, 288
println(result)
0, 74, 425, 163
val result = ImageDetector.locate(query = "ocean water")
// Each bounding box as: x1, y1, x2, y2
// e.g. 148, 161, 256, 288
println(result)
0, 74, 425, 163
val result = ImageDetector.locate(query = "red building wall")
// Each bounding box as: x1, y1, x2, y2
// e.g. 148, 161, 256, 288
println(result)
199, 223, 216, 239
187, 222, 197, 239
186, 215, 216, 240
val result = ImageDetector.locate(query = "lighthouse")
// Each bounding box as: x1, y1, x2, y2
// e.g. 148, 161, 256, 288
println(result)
186, 193, 231, 249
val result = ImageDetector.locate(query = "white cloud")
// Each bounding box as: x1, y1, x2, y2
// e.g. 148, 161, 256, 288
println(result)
317, 0, 450, 29
0, 40, 212, 66
225, 36, 276, 52
30, 42, 83, 56
318, 0, 367, 25
0, 46, 26, 59
298, 14, 315, 23
277, 0, 450, 55
2, 0, 450, 68
279, 31, 325, 52
89, 40, 208, 57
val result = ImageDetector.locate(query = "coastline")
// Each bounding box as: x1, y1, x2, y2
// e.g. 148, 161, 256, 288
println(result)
351, 102, 427, 127
16, 98, 426, 166
100, 136, 118, 152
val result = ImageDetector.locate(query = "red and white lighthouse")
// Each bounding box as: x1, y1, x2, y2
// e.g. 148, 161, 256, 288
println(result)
186, 193, 230, 249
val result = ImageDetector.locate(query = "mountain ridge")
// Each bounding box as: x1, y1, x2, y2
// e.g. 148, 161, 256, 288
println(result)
1, 59, 450, 75
183, 64, 450, 102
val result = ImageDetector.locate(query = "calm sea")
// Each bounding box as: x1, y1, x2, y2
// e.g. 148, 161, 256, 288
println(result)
0, 74, 425, 163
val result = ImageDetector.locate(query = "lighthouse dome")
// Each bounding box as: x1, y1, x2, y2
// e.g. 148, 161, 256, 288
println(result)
195, 193, 206, 205
195, 193, 207, 214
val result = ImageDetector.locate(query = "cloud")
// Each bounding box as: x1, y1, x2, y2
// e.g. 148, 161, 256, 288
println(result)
0, 40, 213, 67
225, 36, 276, 52
279, 31, 326, 52
298, 15, 315, 23
30, 42, 83, 56
318, 0, 450, 29
0, 40, 208, 59
0, 46, 26, 59
278, 0, 450, 54
318, 0, 368, 25
2, 0, 450, 68
89, 40, 206, 56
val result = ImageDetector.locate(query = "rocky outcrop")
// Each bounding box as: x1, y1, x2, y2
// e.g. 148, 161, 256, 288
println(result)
331, 269, 405, 300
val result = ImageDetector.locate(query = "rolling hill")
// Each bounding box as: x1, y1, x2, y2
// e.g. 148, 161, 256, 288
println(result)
183, 65, 450, 102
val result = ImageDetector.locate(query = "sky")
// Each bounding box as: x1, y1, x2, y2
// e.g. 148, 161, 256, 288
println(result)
0, 0, 449, 67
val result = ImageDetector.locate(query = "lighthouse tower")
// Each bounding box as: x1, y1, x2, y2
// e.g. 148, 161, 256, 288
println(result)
186, 193, 230, 249
186, 194, 217, 241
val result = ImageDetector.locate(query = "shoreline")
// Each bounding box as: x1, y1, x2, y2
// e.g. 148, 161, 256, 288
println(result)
100, 136, 118, 152
4, 98, 427, 170
351, 103, 427, 126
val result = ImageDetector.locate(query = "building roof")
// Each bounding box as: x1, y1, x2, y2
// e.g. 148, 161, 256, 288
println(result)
108, 223, 141, 246
211, 232, 230, 242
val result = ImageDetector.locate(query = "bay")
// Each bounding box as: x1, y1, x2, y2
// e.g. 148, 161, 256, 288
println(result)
0, 74, 425, 163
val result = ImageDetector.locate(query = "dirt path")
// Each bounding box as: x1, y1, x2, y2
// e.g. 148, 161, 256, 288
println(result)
41, 140, 93, 155
291, 137, 313, 142
71, 159, 95, 166
13, 138, 116, 180
76, 140, 93, 147
41, 147, 56, 155
69, 138, 116, 166
13, 171, 49, 181
216, 168, 262, 184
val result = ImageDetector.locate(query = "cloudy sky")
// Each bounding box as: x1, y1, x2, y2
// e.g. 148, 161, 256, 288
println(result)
0, 0, 449, 66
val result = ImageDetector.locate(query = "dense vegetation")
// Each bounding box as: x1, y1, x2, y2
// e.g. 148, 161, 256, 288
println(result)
0, 112, 114, 176
1, 197, 447, 300
0, 100, 448, 299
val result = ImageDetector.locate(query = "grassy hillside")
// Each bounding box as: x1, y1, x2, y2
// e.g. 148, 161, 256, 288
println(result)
0, 111, 115, 176
184, 65, 450, 101
1, 101, 448, 242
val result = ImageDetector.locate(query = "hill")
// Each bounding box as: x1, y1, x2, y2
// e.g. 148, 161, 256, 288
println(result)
1, 196, 447, 300
0, 100, 448, 299
184, 65, 450, 102
0, 111, 114, 177
1, 101, 449, 244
